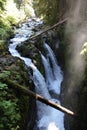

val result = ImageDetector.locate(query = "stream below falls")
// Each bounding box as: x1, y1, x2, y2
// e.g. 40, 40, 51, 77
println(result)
9, 17, 65, 130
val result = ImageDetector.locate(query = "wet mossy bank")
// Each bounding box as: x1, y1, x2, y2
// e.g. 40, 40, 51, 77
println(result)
0, 43, 36, 130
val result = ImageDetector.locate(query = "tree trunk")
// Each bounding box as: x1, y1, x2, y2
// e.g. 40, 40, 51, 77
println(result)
2, 78, 75, 116
29, 18, 68, 40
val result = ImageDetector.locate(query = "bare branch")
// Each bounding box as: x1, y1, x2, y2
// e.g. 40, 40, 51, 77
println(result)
29, 18, 68, 40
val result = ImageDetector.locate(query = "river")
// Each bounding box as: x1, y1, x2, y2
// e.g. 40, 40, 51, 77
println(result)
9, 17, 65, 130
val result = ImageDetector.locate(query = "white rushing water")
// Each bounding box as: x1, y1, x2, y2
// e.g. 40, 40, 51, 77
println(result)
9, 17, 65, 130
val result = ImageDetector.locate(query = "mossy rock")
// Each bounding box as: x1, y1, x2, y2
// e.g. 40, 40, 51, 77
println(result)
0, 52, 34, 130
0, 40, 7, 53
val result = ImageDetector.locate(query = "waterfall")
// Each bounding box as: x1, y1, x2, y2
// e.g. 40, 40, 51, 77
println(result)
41, 42, 63, 95
9, 17, 65, 130
43, 43, 63, 81
40, 53, 54, 86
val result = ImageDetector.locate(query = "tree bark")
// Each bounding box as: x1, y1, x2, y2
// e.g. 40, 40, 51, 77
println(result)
29, 18, 68, 40
2, 78, 75, 116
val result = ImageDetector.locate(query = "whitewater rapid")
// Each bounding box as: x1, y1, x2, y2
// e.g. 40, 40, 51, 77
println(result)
9, 17, 65, 130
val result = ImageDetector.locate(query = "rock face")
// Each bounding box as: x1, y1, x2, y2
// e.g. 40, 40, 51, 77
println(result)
16, 42, 39, 60
57, 29, 87, 130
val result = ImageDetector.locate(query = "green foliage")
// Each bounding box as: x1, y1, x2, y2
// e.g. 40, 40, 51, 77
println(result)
0, 82, 7, 90
6, 16, 16, 25
34, 0, 60, 24
0, 40, 6, 51
0, 71, 21, 130
0, 81, 21, 130
0, 0, 34, 41
12, 72, 22, 82
0, 0, 6, 10
0, 1, 8, 40
0, 70, 11, 79
0, 16, 13, 40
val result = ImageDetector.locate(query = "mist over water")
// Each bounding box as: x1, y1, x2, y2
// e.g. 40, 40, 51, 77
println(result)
65, 0, 87, 93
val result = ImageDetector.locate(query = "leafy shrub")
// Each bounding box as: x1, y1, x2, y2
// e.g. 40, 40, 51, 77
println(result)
6, 16, 16, 25
0, 70, 11, 79
0, 17, 12, 40
0, 71, 21, 130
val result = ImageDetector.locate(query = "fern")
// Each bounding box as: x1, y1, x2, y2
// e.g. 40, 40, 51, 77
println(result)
0, 70, 11, 79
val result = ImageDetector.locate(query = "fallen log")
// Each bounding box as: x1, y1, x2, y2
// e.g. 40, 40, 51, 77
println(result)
29, 17, 68, 40
2, 78, 75, 116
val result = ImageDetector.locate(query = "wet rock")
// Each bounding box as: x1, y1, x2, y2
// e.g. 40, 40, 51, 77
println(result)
16, 42, 39, 62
